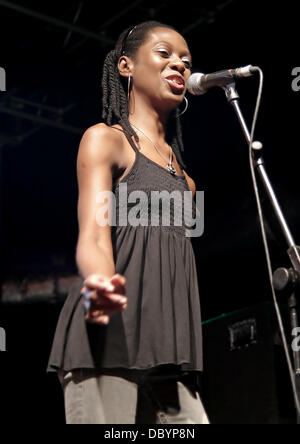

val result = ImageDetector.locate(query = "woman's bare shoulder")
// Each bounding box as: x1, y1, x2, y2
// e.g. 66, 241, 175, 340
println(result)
84, 122, 123, 137
77, 122, 124, 167
80, 122, 124, 150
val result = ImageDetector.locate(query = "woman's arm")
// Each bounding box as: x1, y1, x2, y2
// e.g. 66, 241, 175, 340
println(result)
75, 123, 127, 324
75, 123, 120, 279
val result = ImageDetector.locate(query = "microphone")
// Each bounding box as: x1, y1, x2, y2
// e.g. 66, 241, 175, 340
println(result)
186, 65, 259, 95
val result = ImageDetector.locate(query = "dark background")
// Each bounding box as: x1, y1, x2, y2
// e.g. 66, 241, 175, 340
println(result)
0, 0, 300, 424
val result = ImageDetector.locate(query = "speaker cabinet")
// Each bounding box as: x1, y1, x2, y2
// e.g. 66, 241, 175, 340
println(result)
201, 302, 297, 424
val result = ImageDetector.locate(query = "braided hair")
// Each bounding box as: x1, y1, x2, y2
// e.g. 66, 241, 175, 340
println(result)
101, 21, 187, 170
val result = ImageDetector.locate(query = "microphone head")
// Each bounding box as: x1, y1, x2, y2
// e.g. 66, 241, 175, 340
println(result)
186, 72, 206, 95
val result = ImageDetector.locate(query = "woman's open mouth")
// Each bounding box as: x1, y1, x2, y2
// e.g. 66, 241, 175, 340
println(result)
165, 75, 185, 93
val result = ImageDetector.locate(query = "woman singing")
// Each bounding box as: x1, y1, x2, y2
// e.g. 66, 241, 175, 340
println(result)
47, 20, 209, 425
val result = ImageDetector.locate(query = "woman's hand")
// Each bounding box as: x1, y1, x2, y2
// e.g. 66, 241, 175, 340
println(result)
81, 273, 127, 325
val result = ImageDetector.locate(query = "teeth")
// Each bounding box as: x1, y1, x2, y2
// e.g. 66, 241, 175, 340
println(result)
169, 78, 182, 85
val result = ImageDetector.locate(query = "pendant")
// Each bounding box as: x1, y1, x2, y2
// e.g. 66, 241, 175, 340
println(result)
167, 162, 176, 175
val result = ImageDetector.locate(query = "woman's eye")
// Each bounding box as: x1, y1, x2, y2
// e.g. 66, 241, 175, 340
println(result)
158, 49, 169, 57
183, 60, 192, 69
157, 49, 192, 69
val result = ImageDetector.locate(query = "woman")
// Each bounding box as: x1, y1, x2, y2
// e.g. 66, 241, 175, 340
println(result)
47, 20, 209, 424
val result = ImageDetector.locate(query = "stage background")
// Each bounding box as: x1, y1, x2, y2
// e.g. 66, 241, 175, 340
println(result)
0, 0, 299, 424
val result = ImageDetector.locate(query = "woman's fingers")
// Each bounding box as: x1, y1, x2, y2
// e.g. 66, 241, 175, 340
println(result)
109, 274, 126, 295
85, 302, 127, 325
81, 273, 127, 324
83, 273, 126, 293
81, 287, 127, 305
82, 274, 126, 299
85, 313, 110, 325
89, 303, 127, 317
83, 276, 115, 294
92, 296, 127, 308
81, 288, 127, 320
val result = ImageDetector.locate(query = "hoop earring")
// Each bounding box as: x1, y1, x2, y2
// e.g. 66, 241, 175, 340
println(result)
127, 75, 132, 102
177, 96, 188, 117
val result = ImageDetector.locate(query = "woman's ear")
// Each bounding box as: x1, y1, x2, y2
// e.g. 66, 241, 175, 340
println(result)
118, 56, 133, 79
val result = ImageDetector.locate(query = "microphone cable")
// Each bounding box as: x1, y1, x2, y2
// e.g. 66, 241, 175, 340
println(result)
247, 67, 300, 417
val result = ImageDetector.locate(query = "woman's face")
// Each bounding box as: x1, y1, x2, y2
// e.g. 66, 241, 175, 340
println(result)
128, 27, 192, 111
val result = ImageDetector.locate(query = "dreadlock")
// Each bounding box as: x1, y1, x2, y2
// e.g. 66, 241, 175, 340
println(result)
101, 20, 187, 171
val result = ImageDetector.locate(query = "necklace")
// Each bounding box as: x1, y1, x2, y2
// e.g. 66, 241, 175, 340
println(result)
131, 123, 177, 175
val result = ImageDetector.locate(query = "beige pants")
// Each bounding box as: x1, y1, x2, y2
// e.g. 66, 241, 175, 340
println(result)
58, 367, 210, 425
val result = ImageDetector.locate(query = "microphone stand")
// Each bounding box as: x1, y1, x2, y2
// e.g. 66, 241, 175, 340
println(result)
223, 82, 300, 423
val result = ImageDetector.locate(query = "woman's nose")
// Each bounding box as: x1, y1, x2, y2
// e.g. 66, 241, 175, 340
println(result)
169, 57, 185, 73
